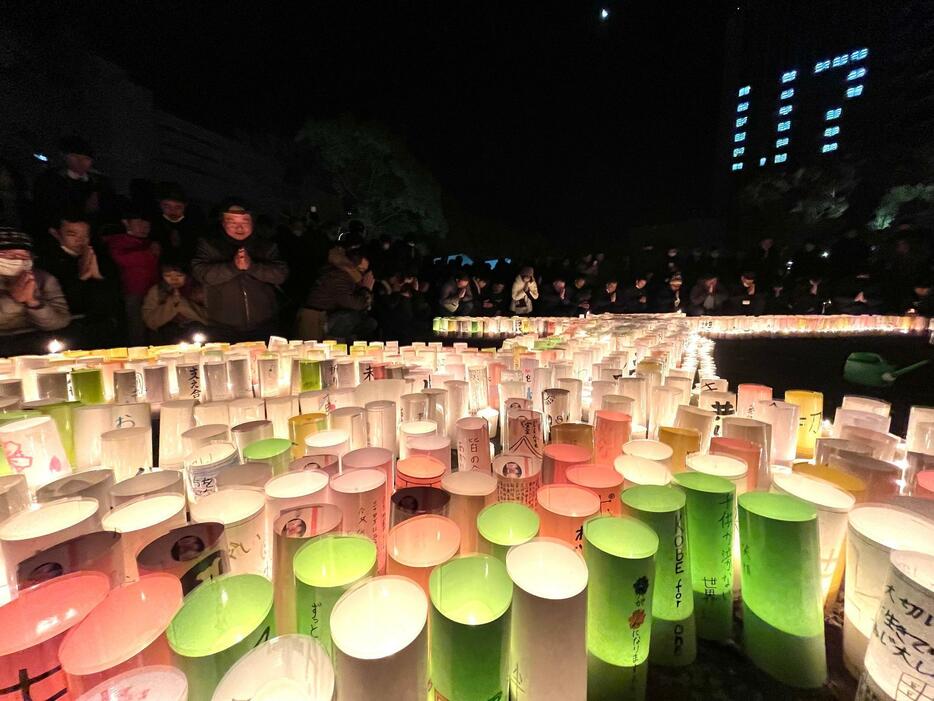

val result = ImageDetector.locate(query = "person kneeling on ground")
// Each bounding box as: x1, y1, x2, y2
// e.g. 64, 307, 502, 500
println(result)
300, 250, 377, 341
142, 260, 210, 344
0, 228, 70, 333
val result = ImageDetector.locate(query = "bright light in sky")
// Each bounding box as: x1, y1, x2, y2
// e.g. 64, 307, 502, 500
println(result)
600, 8, 609, 20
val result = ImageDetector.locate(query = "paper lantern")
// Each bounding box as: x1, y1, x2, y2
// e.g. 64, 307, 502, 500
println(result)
0, 497, 101, 591
331, 577, 428, 701
492, 453, 541, 507
617, 377, 647, 427
167, 573, 275, 701
721, 417, 772, 487
264, 395, 299, 439
860, 551, 934, 699
592, 411, 631, 466
621, 486, 695, 667
36, 468, 114, 518
737, 492, 825, 687
648, 386, 681, 439
293, 534, 377, 652
536, 484, 600, 550
907, 406, 934, 454
542, 388, 570, 441
230, 420, 273, 460
783, 390, 823, 459
685, 452, 747, 495
541, 443, 590, 485
0, 474, 28, 521
566, 464, 623, 516
673, 472, 735, 641
771, 471, 855, 608
137, 522, 229, 595
395, 455, 445, 490
622, 439, 673, 465
330, 406, 367, 452
304, 429, 350, 460
100, 427, 152, 482
75, 665, 187, 701
0, 416, 70, 492
102, 493, 187, 581
202, 361, 231, 402
16, 530, 124, 590
916, 470, 934, 499
264, 469, 329, 519
440, 470, 496, 554
736, 383, 772, 419
408, 435, 452, 471
73, 404, 113, 469
330, 468, 387, 570
390, 486, 450, 526
288, 413, 328, 459
111, 368, 140, 405
401, 392, 429, 422
829, 451, 903, 502
364, 400, 398, 454
59, 574, 184, 695
213, 633, 334, 701
71, 367, 106, 404
754, 399, 799, 466
476, 501, 540, 562
832, 407, 891, 439
0, 572, 109, 701
614, 454, 672, 489
709, 436, 761, 492
550, 423, 594, 456
110, 470, 184, 506
216, 461, 272, 489
184, 442, 239, 501
657, 426, 701, 473
843, 504, 934, 676
815, 437, 870, 466
429, 555, 513, 700
454, 417, 491, 472
582, 515, 658, 699
602, 394, 635, 417
227, 399, 265, 429
190, 487, 267, 576
387, 514, 460, 594
271, 505, 342, 635
143, 365, 170, 406
158, 400, 196, 469
242, 438, 292, 477
674, 406, 715, 453
192, 402, 229, 429
841, 394, 891, 418
506, 539, 588, 701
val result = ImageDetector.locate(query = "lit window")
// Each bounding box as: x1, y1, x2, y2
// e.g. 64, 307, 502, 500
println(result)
738, 85, 751, 97
825, 108, 842, 120
774, 153, 788, 164
776, 137, 789, 148
733, 147, 745, 157
734, 132, 746, 142
821, 142, 838, 153
814, 59, 831, 73
736, 116, 748, 127
780, 88, 794, 100
847, 67, 867, 81
850, 48, 869, 61
779, 105, 793, 116
781, 70, 798, 83
759, 157, 767, 166
832, 54, 849, 67
731, 162, 744, 171
777, 121, 791, 132
846, 85, 864, 98
824, 126, 840, 137
737, 102, 749, 112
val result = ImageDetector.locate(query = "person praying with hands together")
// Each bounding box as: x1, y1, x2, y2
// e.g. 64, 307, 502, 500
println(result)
0, 228, 70, 333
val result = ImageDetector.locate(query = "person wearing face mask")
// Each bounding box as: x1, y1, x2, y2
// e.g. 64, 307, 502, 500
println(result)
105, 206, 161, 345
142, 260, 210, 344
192, 199, 289, 342
0, 228, 70, 333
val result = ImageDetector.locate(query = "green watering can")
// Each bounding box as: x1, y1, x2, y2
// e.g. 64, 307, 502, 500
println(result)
843, 352, 930, 388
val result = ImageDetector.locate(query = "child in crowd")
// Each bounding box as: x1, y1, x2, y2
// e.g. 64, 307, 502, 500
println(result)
142, 260, 209, 344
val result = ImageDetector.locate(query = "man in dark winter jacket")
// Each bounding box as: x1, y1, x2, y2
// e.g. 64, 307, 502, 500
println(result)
302, 250, 377, 341
191, 199, 288, 341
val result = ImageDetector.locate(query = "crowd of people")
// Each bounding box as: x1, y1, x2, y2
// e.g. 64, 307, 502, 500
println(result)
1, 136, 932, 350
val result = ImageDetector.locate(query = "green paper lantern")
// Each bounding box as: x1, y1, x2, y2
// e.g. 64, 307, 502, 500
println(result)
70, 368, 106, 405
476, 502, 540, 562
429, 554, 513, 700
737, 491, 826, 688
242, 438, 293, 476
299, 360, 323, 392
673, 472, 735, 642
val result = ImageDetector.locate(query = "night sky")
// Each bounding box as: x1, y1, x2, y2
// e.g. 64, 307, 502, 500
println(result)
18, 1, 732, 244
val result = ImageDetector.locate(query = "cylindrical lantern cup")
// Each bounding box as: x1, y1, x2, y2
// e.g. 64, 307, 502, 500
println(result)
390, 486, 450, 527
550, 423, 594, 456
264, 470, 329, 520
674, 406, 715, 453
75, 665, 187, 701
143, 364, 170, 406
242, 437, 292, 477
216, 461, 272, 490
304, 429, 350, 460
16, 529, 124, 590
829, 451, 903, 503
492, 453, 542, 508
860, 551, 934, 699
441, 470, 497, 555
649, 386, 681, 439
429, 555, 513, 701
784, 390, 823, 460
476, 501, 540, 562
542, 387, 570, 441
190, 487, 267, 577
184, 442, 239, 502
542, 443, 591, 485
73, 404, 113, 470
330, 406, 367, 452
710, 436, 762, 492
0, 572, 110, 701
583, 515, 658, 700
566, 464, 624, 516
685, 452, 748, 496
401, 392, 430, 422
736, 492, 826, 688
289, 413, 328, 459
101, 493, 188, 581
408, 435, 452, 472
455, 417, 491, 472
293, 534, 377, 652
399, 420, 437, 460
331, 577, 429, 701
593, 410, 632, 465
396, 455, 446, 490
272, 504, 343, 635
110, 470, 185, 507
721, 418, 772, 488
59, 574, 184, 696
158, 400, 196, 469
36, 468, 114, 519
658, 426, 701, 473
167, 573, 275, 701
213, 634, 334, 701
341, 446, 393, 487
112, 368, 141, 404
506, 539, 588, 701
736, 383, 772, 419
0, 474, 29, 521
387, 514, 461, 594
621, 486, 695, 667
137, 522, 229, 595
230, 420, 273, 460
365, 400, 398, 455
623, 439, 673, 466
0, 416, 70, 493
843, 504, 934, 677
907, 406, 934, 454
71, 367, 106, 404
329, 468, 387, 569
264, 396, 298, 439
614, 455, 673, 489
673, 472, 735, 642
755, 399, 800, 467
536, 483, 600, 550
0, 497, 101, 592
101, 427, 152, 482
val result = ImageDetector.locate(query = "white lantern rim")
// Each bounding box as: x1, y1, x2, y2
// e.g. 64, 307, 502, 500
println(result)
330, 468, 385, 495
190, 487, 266, 527
506, 537, 588, 600
388, 514, 461, 568
0, 497, 99, 541
440, 469, 496, 497
75, 665, 187, 701
685, 452, 747, 480
849, 504, 934, 554
622, 439, 673, 462
771, 472, 855, 513
102, 493, 186, 533
536, 484, 600, 518
264, 470, 328, 500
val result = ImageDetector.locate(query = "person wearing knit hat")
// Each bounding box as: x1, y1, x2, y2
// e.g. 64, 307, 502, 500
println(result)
0, 227, 71, 332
